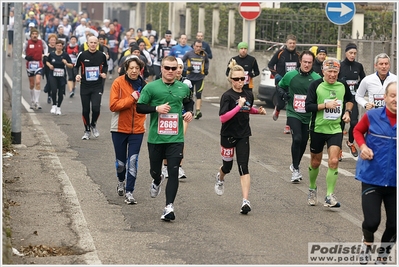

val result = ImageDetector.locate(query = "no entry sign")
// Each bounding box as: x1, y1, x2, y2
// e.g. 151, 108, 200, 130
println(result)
239, 2, 262, 21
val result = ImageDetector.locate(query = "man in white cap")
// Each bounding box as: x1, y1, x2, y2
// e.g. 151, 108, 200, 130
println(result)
25, 22, 40, 40
74, 18, 87, 39
102, 19, 111, 34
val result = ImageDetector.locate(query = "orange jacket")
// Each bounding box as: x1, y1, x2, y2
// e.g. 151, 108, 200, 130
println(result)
109, 75, 146, 134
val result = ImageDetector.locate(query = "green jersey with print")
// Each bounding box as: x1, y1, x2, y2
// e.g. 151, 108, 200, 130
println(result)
278, 70, 321, 124
138, 79, 190, 144
312, 81, 346, 134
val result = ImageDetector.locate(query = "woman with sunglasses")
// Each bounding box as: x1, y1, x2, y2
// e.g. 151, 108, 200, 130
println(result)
215, 60, 266, 215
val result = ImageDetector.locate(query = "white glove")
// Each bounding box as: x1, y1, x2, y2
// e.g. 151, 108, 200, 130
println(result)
183, 79, 192, 88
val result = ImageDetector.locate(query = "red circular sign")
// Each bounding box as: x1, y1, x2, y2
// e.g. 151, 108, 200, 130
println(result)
239, 2, 262, 21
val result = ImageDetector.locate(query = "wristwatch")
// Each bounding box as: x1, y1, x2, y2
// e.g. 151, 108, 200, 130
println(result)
345, 109, 352, 114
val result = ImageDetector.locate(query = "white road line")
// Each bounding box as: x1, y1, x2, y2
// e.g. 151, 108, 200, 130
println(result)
303, 153, 355, 177
5, 72, 101, 264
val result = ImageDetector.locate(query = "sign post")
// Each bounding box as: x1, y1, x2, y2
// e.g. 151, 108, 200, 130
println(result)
325, 2, 356, 60
239, 2, 261, 52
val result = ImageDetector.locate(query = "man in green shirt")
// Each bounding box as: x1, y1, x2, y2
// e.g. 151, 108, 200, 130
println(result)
137, 56, 194, 221
277, 51, 321, 183
305, 58, 354, 208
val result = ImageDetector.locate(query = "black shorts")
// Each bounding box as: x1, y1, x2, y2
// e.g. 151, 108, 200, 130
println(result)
309, 131, 343, 154
148, 142, 184, 160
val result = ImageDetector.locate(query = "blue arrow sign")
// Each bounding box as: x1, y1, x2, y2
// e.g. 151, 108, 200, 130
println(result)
325, 2, 356, 25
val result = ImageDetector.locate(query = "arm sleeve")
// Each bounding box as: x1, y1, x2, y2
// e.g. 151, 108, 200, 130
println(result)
220, 105, 241, 123
252, 59, 260, 77
305, 81, 319, 113
136, 103, 157, 114
355, 78, 368, 108
268, 51, 279, 75
353, 113, 370, 147
249, 107, 259, 114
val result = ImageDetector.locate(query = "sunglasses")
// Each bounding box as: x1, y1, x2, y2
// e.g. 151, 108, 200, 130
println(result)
163, 66, 177, 71
231, 77, 245, 81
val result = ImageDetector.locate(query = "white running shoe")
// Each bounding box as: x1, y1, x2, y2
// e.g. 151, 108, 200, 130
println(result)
124, 192, 137, 204
91, 126, 100, 138
56, 107, 61, 115
82, 131, 91, 140
324, 193, 341, 208
214, 172, 224, 196
307, 188, 318, 206
178, 167, 186, 179
50, 105, 57, 114
161, 203, 175, 221
117, 181, 125, 196
150, 174, 165, 198
291, 169, 302, 183
240, 199, 251, 214
161, 165, 168, 178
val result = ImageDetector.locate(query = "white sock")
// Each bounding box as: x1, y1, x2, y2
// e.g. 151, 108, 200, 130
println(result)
34, 89, 41, 103
30, 89, 35, 103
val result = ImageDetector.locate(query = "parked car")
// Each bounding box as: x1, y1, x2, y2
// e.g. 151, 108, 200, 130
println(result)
257, 67, 277, 107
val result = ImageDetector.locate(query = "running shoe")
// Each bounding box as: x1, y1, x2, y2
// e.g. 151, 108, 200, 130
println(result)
214, 171, 224, 196
69, 90, 75, 98
291, 169, 302, 183
35, 102, 42, 110
91, 126, 100, 138
359, 238, 371, 265
194, 111, 202, 120
124, 192, 137, 204
272, 107, 279, 121
338, 150, 343, 162
283, 125, 291, 134
82, 131, 91, 140
50, 105, 57, 114
117, 181, 125, 196
324, 193, 341, 208
150, 174, 165, 198
307, 188, 318, 206
109, 75, 113, 80
162, 165, 168, 179
56, 107, 61, 115
240, 199, 251, 214
346, 141, 359, 157
161, 203, 175, 221
178, 167, 186, 179
47, 96, 52, 104
30, 102, 35, 109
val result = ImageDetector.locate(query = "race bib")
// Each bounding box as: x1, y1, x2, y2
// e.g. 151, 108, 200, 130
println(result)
191, 61, 202, 73
53, 68, 64, 77
28, 61, 40, 71
157, 113, 178, 135
285, 62, 297, 72
244, 71, 250, 85
346, 80, 357, 95
293, 94, 306, 113
109, 40, 116, 48
70, 54, 77, 64
85, 66, 100, 81
373, 94, 385, 108
323, 99, 342, 120
221, 146, 234, 161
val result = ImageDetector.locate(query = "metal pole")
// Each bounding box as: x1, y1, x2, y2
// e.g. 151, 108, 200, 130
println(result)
247, 20, 250, 52
11, 2, 23, 144
3, 3, 9, 81
337, 25, 341, 60
391, 2, 397, 73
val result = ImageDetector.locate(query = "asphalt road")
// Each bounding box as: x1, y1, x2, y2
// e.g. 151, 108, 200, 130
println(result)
2, 55, 391, 265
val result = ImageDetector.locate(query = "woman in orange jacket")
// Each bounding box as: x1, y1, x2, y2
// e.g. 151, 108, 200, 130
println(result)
109, 56, 147, 205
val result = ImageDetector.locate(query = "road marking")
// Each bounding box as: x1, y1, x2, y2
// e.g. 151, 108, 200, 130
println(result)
5, 72, 102, 265
303, 153, 356, 177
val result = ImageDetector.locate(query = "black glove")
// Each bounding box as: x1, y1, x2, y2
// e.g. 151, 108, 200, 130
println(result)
204, 70, 208, 76
282, 92, 291, 102
25, 55, 33, 61
187, 66, 194, 71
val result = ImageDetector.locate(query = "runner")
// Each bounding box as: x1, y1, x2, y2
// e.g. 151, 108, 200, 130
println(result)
136, 56, 194, 221
45, 40, 73, 115
75, 36, 108, 140
354, 81, 397, 265
215, 60, 266, 214
304, 58, 354, 208
225, 42, 260, 91
182, 39, 209, 119
276, 50, 321, 182
109, 56, 147, 204
22, 27, 48, 110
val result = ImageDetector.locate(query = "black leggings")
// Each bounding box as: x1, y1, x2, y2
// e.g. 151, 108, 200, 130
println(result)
80, 87, 102, 131
148, 143, 184, 205
220, 136, 250, 176
361, 182, 396, 246
287, 117, 309, 170
48, 75, 66, 107
340, 103, 359, 143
